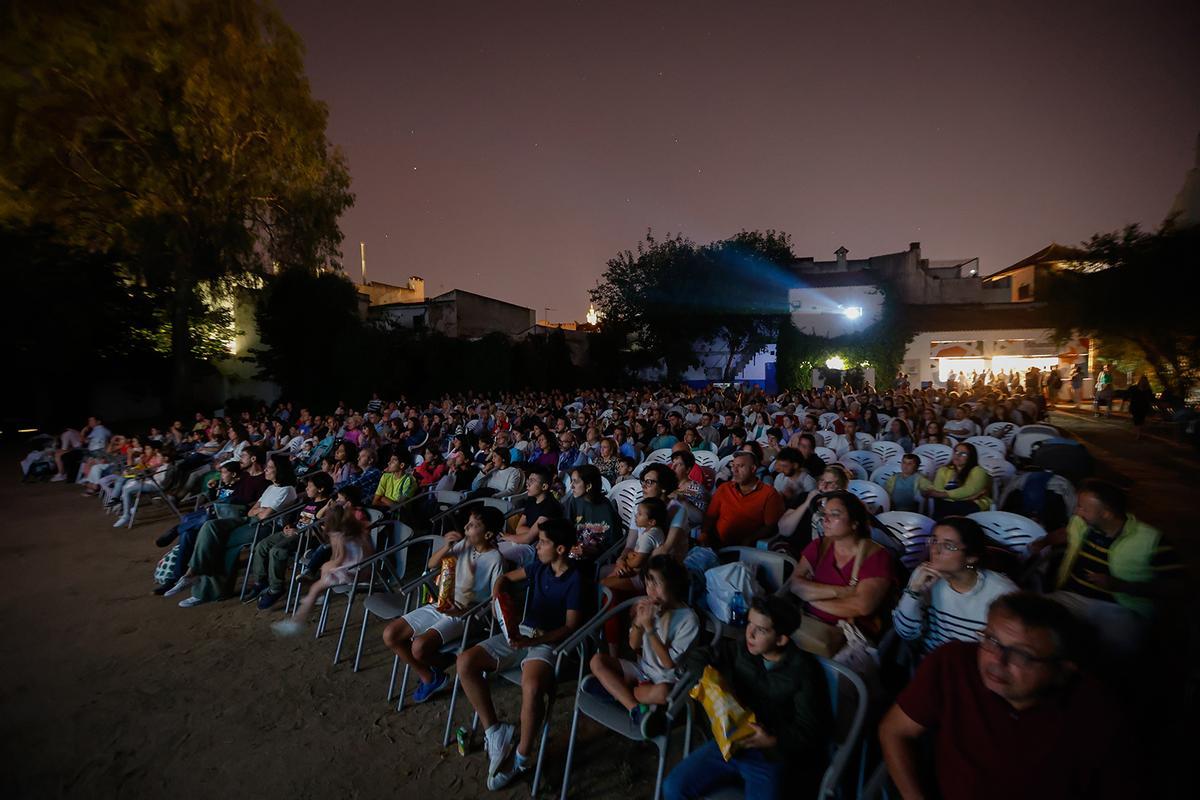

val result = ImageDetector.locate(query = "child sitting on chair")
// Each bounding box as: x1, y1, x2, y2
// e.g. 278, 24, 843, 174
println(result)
455, 518, 585, 791
272, 505, 374, 636
381, 506, 506, 703
664, 595, 831, 800
589, 555, 699, 732
602, 497, 670, 594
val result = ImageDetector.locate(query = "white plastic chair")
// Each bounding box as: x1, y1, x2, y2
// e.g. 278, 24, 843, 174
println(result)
814, 446, 837, 466
813, 429, 835, 448
965, 435, 1005, 460
836, 459, 867, 481
869, 460, 903, 488
874, 511, 935, 569
693, 450, 719, 471
913, 452, 939, 478
715, 453, 735, 483
977, 458, 1016, 503
913, 443, 954, 468
645, 447, 675, 465
983, 421, 1019, 449
819, 412, 839, 430
967, 510, 1048, 557
841, 450, 882, 474
871, 440, 904, 463
996, 471, 1077, 524
607, 480, 644, 531
847, 479, 891, 513
1012, 426, 1060, 461
600, 475, 612, 494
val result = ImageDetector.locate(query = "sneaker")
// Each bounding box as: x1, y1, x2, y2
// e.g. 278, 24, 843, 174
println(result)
163, 575, 195, 598
113, 516, 130, 528
271, 619, 303, 637
412, 669, 448, 703
50, 474, 67, 482
487, 749, 530, 791
256, 590, 282, 610
484, 722, 516, 779
178, 596, 204, 608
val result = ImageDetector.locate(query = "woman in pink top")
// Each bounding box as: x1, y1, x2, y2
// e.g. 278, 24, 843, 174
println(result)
784, 491, 897, 637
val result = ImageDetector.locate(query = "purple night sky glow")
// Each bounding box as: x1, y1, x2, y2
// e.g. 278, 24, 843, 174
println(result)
276, 0, 1200, 319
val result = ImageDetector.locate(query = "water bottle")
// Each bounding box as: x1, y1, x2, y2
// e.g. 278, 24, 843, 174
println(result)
730, 591, 748, 627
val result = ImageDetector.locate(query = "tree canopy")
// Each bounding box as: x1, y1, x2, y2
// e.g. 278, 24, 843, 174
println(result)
1041, 222, 1200, 398
1, 0, 353, 406
589, 229, 794, 380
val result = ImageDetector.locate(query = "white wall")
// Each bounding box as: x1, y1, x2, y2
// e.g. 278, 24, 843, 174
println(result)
788, 285, 885, 337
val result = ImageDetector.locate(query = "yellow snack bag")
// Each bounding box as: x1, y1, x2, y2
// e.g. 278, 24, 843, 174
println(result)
435, 556, 457, 612
688, 665, 758, 760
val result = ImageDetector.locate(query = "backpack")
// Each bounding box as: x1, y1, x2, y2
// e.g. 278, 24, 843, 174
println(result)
154, 544, 182, 585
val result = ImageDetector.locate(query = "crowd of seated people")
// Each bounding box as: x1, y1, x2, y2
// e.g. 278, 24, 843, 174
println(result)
33, 380, 1185, 797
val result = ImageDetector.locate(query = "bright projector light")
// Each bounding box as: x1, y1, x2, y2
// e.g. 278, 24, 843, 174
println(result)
842, 306, 863, 320
825, 356, 847, 370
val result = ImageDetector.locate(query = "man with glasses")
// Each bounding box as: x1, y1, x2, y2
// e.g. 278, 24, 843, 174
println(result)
879, 592, 1133, 800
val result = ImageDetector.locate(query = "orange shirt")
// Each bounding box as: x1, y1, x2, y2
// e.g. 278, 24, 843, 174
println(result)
705, 479, 784, 546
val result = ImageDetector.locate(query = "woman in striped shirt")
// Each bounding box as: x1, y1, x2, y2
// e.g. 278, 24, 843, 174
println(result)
893, 516, 1017, 654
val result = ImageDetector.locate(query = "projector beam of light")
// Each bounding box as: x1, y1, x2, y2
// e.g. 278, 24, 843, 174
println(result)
842, 306, 863, 320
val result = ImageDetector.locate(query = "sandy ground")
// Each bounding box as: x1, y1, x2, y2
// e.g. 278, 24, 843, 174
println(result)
0, 458, 661, 800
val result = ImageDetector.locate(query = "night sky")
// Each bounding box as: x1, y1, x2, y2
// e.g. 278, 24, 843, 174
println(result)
277, 0, 1200, 320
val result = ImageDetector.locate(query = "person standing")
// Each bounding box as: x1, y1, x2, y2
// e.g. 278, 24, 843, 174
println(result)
1128, 375, 1154, 439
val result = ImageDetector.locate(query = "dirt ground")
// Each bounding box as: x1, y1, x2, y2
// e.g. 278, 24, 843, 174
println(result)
0, 456, 660, 800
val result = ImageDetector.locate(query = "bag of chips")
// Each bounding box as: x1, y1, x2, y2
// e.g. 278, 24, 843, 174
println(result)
435, 556, 457, 612
493, 591, 521, 641
689, 665, 758, 760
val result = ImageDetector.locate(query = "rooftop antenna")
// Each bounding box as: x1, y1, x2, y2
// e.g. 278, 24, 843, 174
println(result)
359, 241, 367, 285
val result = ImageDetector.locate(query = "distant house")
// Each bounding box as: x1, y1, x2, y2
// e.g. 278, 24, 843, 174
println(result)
367, 284, 536, 339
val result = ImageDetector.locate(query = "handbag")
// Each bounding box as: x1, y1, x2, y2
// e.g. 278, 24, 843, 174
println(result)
793, 538, 867, 659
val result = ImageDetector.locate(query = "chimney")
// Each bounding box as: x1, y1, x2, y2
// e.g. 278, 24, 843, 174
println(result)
834, 246, 848, 270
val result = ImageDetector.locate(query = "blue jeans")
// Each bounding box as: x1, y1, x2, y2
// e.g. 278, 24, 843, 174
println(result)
663, 741, 783, 800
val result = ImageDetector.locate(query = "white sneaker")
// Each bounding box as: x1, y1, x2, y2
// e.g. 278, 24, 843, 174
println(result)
487, 751, 530, 791
113, 516, 129, 528
163, 575, 195, 598
484, 722, 516, 779
50, 474, 67, 482
178, 596, 203, 608
271, 619, 303, 638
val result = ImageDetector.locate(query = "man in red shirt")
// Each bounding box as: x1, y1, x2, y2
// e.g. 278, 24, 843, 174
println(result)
701, 451, 784, 547
879, 592, 1135, 800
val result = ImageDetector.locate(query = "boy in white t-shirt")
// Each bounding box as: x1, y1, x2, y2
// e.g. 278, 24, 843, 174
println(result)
382, 506, 506, 703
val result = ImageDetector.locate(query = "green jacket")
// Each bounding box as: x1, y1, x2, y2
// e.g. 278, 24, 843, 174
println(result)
1056, 513, 1162, 617
684, 637, 831, 765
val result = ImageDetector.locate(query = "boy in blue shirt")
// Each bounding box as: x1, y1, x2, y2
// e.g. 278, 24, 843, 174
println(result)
456, 518, 585, 791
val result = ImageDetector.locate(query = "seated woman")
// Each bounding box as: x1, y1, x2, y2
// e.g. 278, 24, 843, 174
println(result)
884, 454, 925, 513
589, 437, 621, 481
329, 441, 360, 486
918, 420, 950, 447
563, 464, 619, 561
920, 441, 993, 519
782, 491, 898, 658
880, 418, 914, 453
892, 516, 1017, 654
414, 446, 447, 487
470, 446, 524, 497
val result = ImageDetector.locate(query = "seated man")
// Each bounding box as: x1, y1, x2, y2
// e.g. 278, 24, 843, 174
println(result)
831, 418, 867, 456
772, 446, 816, 506
942, 406, 978, 440
456, 519, 585, 791
665, 595, 831, 800
879, 592, 1135, 800
701, 451, 783, 547
1036, 478, 1181, 660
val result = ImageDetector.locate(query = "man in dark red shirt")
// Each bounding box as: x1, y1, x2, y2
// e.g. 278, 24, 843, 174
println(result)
879, 592, 1135, 800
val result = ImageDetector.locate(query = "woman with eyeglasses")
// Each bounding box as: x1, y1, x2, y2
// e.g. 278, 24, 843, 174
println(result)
775, 464, 850, 552
893, 517, 1016, 655
920, 441, 993, 519
783, 491, 897, 656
